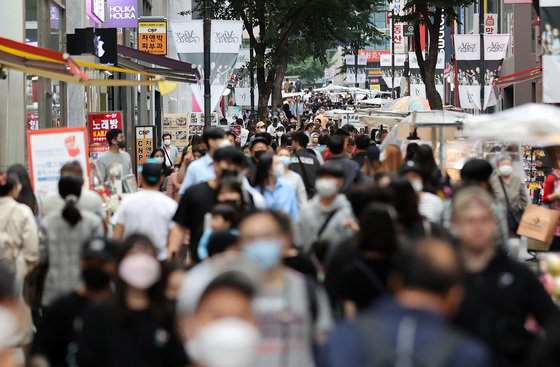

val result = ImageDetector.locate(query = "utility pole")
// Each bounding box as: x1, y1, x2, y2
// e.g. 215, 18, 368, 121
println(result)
203, 0, 211, 126
479, 0, 485, 113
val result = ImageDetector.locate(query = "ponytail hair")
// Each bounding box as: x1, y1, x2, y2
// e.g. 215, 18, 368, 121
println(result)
0, 172, 20, 197
58, 175, 82, 227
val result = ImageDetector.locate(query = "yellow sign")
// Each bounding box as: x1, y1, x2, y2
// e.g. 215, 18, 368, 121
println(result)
138, 21, 167, 55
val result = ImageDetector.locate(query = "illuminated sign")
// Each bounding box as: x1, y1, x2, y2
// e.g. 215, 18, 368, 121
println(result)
87, 0, 105, 24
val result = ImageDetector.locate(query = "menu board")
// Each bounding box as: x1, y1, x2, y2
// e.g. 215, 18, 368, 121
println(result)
27, 127, 90, 196
163, 113, 189, 152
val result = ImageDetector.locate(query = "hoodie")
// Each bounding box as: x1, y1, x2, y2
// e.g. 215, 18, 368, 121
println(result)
295, 194, 356, 260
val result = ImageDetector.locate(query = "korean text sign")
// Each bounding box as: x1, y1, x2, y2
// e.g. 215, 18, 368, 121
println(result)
27, 127, 91, 196
138, 21, 167, 55
88, 112, 123, 144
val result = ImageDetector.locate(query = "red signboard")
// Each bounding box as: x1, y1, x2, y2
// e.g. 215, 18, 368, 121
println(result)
27, 113, 39, 130
358, 50, 390, 62
88, 111, 123, 144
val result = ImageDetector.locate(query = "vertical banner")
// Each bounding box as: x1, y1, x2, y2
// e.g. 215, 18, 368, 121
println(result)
454, 34, 482, 110
27, 127, 91, 196
135, 126, 155, 184
409, 51, 445, 100
171, 20, 243, 113
346, 55, 356, 84
483, 34, 509, 109
380, 54, 406, 89
541, 0, 560, 103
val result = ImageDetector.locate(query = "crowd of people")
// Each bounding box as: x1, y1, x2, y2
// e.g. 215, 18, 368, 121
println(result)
1, 99, 560, 367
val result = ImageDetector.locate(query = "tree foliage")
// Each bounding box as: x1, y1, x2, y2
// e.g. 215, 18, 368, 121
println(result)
391, 0, 476, 110
286, 57, 332, 85
187, 0, 384, 119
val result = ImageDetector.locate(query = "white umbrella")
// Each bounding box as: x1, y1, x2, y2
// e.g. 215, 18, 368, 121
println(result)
460, 103, 560, 146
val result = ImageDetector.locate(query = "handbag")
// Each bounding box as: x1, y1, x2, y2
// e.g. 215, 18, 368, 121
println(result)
309, 211, 337, 264
498, 176, 524, 233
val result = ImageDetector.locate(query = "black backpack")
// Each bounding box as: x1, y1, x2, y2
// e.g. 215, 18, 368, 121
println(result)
354, 313, 464, 367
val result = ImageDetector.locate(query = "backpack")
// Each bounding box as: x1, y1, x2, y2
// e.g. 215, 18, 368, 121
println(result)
0, 205, 20, 277
354, 313, 464, 367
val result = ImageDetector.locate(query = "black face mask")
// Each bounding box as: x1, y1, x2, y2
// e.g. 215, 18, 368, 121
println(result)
254, 150, 266, 160
221, 169, 239, 179
199, 149, 208, 156
220, 199, 241, 209
117, 140, 126, 149
82, 267, 111, 291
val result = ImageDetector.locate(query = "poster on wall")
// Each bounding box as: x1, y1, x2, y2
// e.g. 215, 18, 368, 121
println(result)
163, 114, 189, 152
541, 0, 560, 103
380, 54, 406, 89
135, 126, 155, 184
225, 106, 242, 124
27, 127, 90, 196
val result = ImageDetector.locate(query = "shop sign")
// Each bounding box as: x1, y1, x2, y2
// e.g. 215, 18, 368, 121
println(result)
88, 112, 123, 144
107, 0, 138, 28
359, 50, 390, 62
138, 21, 167, 55
27, 113, 39, 130
135, 126, 155, 183
27, 127, 91, 195
484, 14, 498, 35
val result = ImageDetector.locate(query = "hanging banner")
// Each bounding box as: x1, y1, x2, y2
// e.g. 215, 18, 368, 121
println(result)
454, 34, 481, 110
541, 0, 560, 103
483, 34, 509, 109
380, 54, 406, 89
171, 20, 243, 113
408, 51, 445, 100
27, 127, 91, 196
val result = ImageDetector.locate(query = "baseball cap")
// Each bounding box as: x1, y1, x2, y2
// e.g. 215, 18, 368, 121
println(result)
140, 158, 163, 184
82, 237, 116, 260
256, 121, 266, 128
176, 253, 262, 314
460, 158, 493, 182
399, 160, 422, 175
250, 136, 268, 148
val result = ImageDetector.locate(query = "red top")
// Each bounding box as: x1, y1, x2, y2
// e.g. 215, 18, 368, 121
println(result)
543, 174, 556, 204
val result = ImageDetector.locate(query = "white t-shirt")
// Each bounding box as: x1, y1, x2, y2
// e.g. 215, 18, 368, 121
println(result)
113, 190, 178, 260
419, 192, 443, 224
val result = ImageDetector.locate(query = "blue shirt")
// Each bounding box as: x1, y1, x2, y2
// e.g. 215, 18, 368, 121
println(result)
197, 228, 239, 259
178, 154, 215, 197
319, 297, 491, 367
257, 178, 299, 221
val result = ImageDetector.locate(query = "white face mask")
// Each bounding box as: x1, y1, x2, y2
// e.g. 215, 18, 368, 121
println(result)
0, 306, 17, 350
259, 128, 266, 133
315, 178, 338, 198
272, 163, 285, 178
276, 132, 283, 137
218, 139, 232, 148
186, 318, 259, 367
410, 180, 423, 193
164, 139, 171, 146
118, 253, 161, 290
498, 165, 513, 177
154, 157, 164, 164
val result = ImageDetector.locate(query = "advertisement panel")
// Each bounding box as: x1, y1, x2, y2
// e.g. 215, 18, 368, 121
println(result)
163, 114, 189, 152
135, 126, 155, 184
27, 127, 90, 196
139, 20, 167, 55
88, 112, 123, 144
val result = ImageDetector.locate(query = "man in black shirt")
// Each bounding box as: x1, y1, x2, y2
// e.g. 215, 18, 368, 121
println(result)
29, 238, 115, 367
351, 134, 371, 168
168, 147, 247, 263
289, 132, 320, 198
451, 186, 557, 367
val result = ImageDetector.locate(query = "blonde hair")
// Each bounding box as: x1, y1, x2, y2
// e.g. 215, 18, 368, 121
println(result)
379, 144, 404, 174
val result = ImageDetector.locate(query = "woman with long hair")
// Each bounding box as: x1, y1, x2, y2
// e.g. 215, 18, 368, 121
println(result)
413, 144, 442, 193
378, 144, 404, 174
39, 175, 104, 306
251, 152, 298, 221
77, 234, 187, 367
339, 203, 399, 319
0, 170, 38, 348
7, 164, 38, 217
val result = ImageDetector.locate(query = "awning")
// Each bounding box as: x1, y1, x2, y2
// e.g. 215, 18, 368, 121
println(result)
117, 45, 199, 84
0, 37, 175, 90
495, 66, 542, 88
